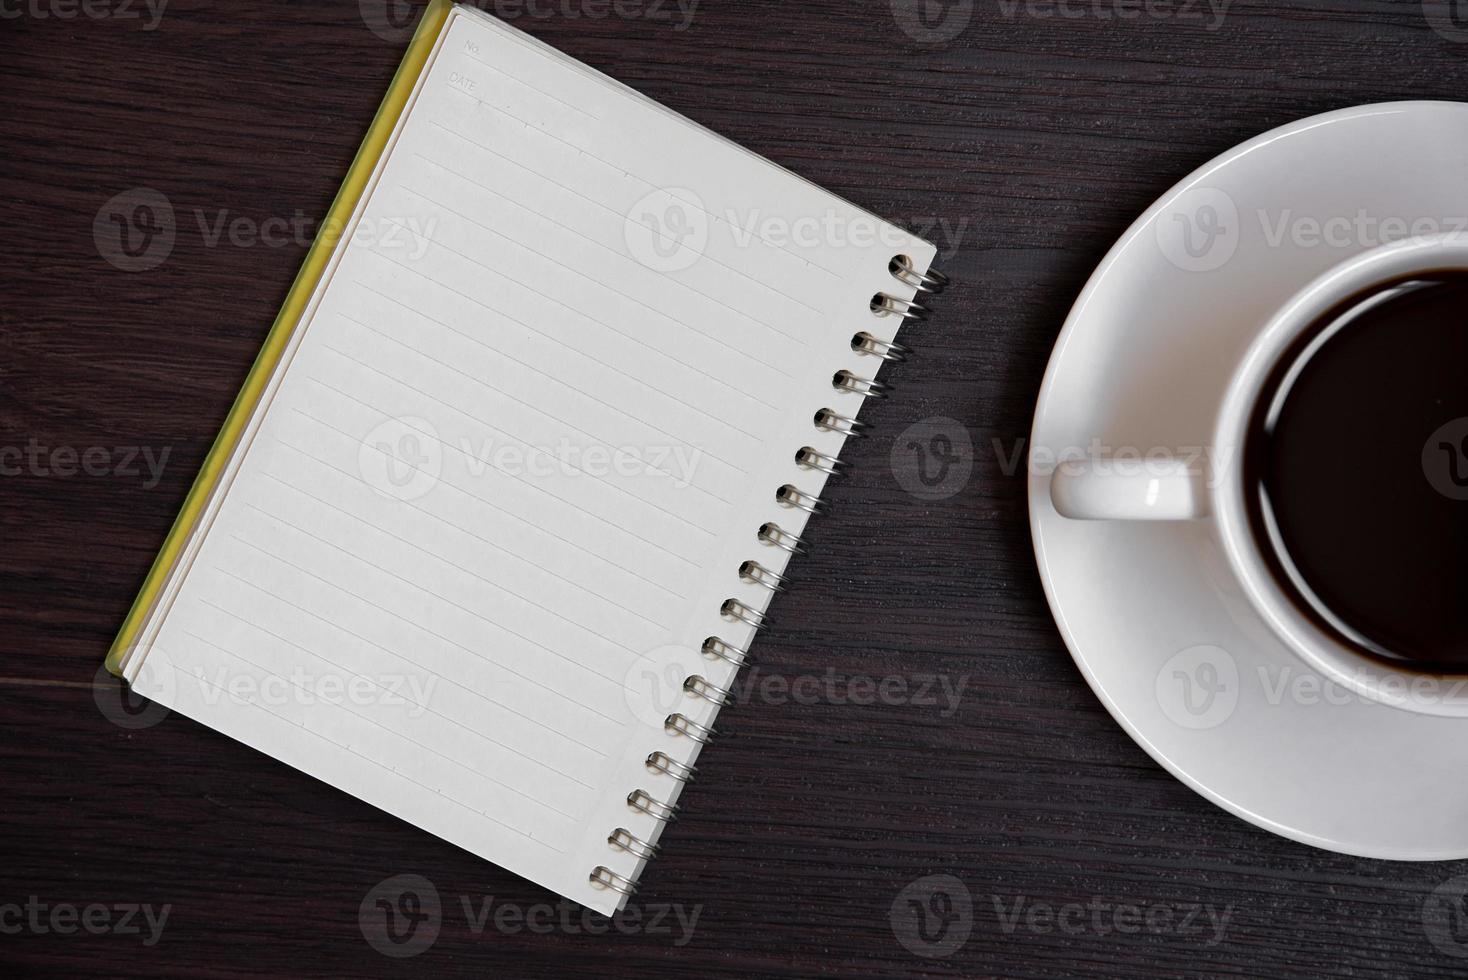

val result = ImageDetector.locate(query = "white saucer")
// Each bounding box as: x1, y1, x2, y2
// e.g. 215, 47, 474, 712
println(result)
1029, 101, 1468, 860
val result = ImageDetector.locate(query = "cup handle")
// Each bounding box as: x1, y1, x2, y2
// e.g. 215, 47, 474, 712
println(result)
1049, 455, 1211, 521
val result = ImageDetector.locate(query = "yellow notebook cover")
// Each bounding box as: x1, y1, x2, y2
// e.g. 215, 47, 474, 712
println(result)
105, 0, 454, 677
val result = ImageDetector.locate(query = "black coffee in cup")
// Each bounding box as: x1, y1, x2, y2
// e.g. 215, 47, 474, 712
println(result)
1245, 272, 1468, 671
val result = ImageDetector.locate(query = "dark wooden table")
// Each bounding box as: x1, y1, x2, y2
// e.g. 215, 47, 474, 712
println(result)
6, 0, 1468, 975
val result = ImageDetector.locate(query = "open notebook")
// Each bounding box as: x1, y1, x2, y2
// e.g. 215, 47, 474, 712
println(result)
107, 0, 943, 915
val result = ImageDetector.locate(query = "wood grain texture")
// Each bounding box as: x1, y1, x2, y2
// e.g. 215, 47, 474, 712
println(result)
4, 0, 1468, 975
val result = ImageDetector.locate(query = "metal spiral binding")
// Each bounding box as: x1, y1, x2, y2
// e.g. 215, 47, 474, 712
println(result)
664, 712, 716, 742
870, 292, 931, 321
702, 635, 748, 666
758, 522, 808, 554
683, 673, 733, 705
589, 866, 637, 896
776, 483, 828, 515
722, 597, 767, 627
608, 827, 659, 860
795, 446, 848, 477
814, 408, 869, 438
646, 751, 697, 780
890, 254, 951, 293
833, 370, 892, 399
627, 789, 678, 822
593, 252, 944, 902
739, 560, 786, 593
852, 331, 910, 362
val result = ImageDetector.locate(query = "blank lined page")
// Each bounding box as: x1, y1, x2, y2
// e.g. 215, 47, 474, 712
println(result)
130, 5, 935, 914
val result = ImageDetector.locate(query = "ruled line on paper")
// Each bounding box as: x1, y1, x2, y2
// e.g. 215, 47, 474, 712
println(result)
251, 471, 673, 635
440, 92, 848, 284
178, 664, 573, 852
303, 354, 734, 530
352, 252, 784, 413
293, 380, 719, 553
267, 441, 690, 600
227, 518, 649, 687
182, 629, 590, 817
258, 470, 676, 625
195, 593, 613, 760
139, 6, 925, 902
208, 563, 632, 729
187, 600, 606, 781
357, 274, 769, 444
401, 178, 809, 350
460, 49, 600, 122
453, 17, 621, 111
374, 216, 795, 386
423, 117, 838, 309
335, 306, 754, 481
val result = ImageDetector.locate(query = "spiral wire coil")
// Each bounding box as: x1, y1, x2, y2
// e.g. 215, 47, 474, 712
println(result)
589, 253, 946, 898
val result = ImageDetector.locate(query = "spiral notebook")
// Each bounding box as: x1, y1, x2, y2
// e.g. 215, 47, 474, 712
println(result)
106, 0, 943, 915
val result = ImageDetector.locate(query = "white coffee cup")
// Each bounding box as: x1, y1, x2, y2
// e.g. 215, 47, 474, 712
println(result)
1047, 232, 1468, 717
